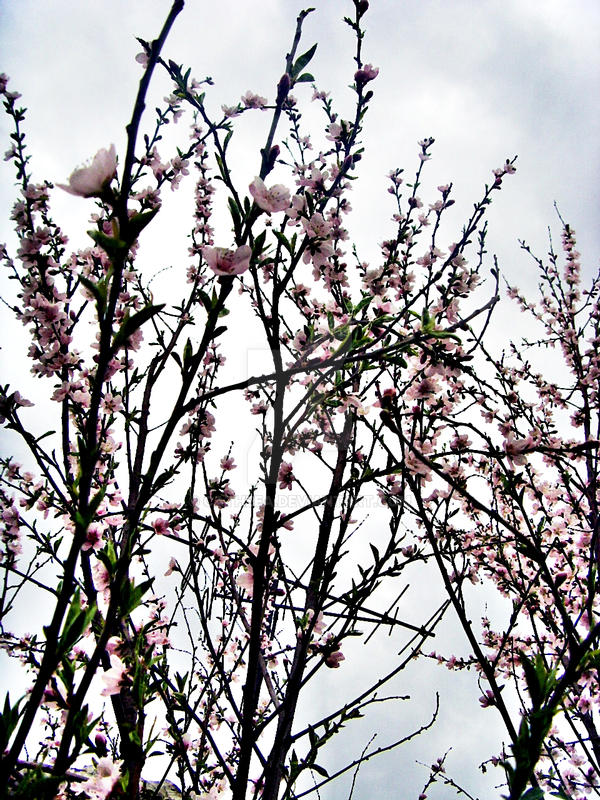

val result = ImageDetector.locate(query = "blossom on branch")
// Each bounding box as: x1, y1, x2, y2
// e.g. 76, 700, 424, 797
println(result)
325, 650, 345, 668
249, 177, 291, 213
58, 144, 117, 198
236, 566, 254, 597
100, 654, 128, 696
503, 432, 534, 467
278, 461, 295, 490
78, 757, 122, 800
354, 63, 379, 88
202, 245, 251, 276
241, 91, 268, 109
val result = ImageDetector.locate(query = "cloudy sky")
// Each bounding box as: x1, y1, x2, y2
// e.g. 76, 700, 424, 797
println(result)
1, 1, 599, 797
2, 0, 599, 280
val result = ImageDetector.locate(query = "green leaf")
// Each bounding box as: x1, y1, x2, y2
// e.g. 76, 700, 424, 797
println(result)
182, 338, 194, 367
428, 329, 462, 343
214, 153, 228, 182
79, 274, 108, 314
96, 539, 117, 574
126, 207, 159, 243
518, 789, 545, 800
121, 577, 154, 615
354, 294, 373, 314
58, 590, 97, 654
295, 72, 315, 83
385, 356, 408, 368
311, 764, 329, 778
0, 692, 23, 754
274, 230, 293, 254
112, 304, 165, 351
12, 768, 62, 798
228, 197, 243, 236
252, 230, 267, 260
292, 43, 317, 79
87, 229, 129, 257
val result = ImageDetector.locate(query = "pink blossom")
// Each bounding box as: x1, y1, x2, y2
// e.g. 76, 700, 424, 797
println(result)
326, 122, 343, 142
479, 690, 496, 708
58, 145, 117, 198
278, 461, 295, 490
354, 63, 379, 87
208, 479, 235, 509
92, 560, 110, 592
101, 392, 123, 413
236, 567, 254, 597
222, 104, 242, 119
325, 650, 345, 668
100, 654, 127, 696
307, 609, 325, 634
11, 392, 33, 411
202, 245, 252, 276
82, 524, 103, 552
164, 557, 178, 576
249, 177, 291, 213
152, 517, 170, 535
241, 90, 268, 109
105, 636, 122, 654
199, 410, 216, 437
79, 757, 122, 800
503, 433, 533, 466
135, 51, 149, 68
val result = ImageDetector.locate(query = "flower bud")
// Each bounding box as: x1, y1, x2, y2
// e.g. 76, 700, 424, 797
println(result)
276, 73, 292, 104
95, 732, 108, 756
354, 64, 379, 89
341, 155, 355, 173
263, 145, 280, 176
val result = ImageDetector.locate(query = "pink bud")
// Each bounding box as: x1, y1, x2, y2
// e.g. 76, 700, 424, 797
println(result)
277, 73, 292, 104
354, 64, 379, 88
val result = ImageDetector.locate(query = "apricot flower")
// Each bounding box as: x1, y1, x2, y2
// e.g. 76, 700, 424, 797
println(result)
354, 63, 379, 87
249, 177, 291, 213
202, 245, 252, 276
58, 144, 117, 197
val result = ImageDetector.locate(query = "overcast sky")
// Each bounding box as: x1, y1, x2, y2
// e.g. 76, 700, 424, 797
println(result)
1, 1, 599, 797
2, 0, 599, 280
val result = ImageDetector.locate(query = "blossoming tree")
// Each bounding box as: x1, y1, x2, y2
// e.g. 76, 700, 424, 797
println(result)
0, 2, 598, 799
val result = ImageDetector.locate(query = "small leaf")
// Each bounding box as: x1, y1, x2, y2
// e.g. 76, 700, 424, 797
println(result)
112, 304, 165, 351
126, 207, 159, 243
252, 230, 267, 261
87, 229, 128, 257
182, 338, 194, 367
0, 693, 23, 754
228, 197, 243, 236
273, 230, 292, 254
292, 43, 318, 79
121, 578, 154, 615
79, 275, 108, 314
518, 789, 545, 800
